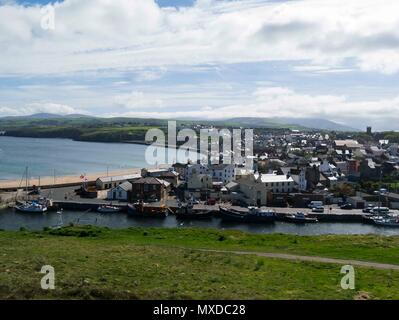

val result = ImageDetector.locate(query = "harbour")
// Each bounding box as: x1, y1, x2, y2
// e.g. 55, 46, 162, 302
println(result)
1, 136, 399, 235
1, 207, 399, 235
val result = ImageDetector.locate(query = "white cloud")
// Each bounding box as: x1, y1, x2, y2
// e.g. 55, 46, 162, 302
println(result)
114, 91, 164, 110
0, 102, 80, 116
1, 0, 399, 74
107, 86, 399, 130
135, 67, 167, 82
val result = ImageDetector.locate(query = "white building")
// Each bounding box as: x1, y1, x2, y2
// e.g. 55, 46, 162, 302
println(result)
210, 164, 235, 184
235, 174, 268, 206
259, 174, 295, 193
187, 163, 210, 179
187, 174, 212, 190
96, 174, 141, 190
107, 181, 132, 201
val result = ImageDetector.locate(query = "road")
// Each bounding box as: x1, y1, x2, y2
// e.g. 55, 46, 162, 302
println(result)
198, 249, 399, 271
194, 203, 371, 216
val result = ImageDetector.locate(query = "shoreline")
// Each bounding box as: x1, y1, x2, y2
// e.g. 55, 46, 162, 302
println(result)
0, 135, 206, 154
0, 166, 168, 190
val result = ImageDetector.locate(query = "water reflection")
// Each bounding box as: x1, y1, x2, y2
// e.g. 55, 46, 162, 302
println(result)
1, 209, 399, 236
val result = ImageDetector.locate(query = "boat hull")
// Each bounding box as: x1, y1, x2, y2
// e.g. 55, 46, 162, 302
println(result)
284, 216, 318, 224
127, 203, 168, 218
219, 207, 275, 223
15, 205, 47, 213
175, 210, 213, 220
97, 206, 121, 213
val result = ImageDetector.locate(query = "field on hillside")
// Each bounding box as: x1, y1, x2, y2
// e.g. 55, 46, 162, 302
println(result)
1, 226, 399, 300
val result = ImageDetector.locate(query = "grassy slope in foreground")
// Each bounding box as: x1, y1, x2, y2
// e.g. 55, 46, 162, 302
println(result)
1, 226, 399, 300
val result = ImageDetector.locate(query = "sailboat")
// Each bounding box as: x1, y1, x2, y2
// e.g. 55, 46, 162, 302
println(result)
14, 167, 48, 213
97, 204, 121, 213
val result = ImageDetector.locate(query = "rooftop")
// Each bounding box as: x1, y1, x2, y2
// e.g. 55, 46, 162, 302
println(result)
334, 140, 362, 149
258, 174, 294, 183
97, 174, 141, 183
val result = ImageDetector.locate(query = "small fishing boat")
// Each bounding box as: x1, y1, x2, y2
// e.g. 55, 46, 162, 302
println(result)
219, 206, 275, 223
14, 167, 48, 213
15, 201, 48, 213
362, 214, 385, 224
128, 202, 168, 218
284, 212, 318, 224
373, 217, 399, 228
97, 205, 121, 213
175, 201, 213, 220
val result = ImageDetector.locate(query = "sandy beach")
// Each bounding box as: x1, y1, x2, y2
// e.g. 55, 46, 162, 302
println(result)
0, 168, 147, 190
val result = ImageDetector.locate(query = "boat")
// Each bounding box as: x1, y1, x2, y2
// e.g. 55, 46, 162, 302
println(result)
284, 212, 318, 224
362, 214, 386, 224
15, 200, 48, 213
175, 201, 213, 220
14, 167, 48, 213
97, 204, 121, 213
128, 202, 168, 218
373, 217, 399, 228
219, 206, 276, 223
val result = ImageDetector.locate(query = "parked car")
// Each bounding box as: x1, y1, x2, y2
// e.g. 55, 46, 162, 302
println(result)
340, 203, 353, 210
308, 201, 323, 209
312, 206, 325, 213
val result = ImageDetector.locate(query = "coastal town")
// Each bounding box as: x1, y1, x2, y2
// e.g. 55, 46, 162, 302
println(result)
1, 126, 398, 227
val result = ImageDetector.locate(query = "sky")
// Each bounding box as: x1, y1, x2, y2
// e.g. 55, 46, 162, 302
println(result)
0, 0, 399, 130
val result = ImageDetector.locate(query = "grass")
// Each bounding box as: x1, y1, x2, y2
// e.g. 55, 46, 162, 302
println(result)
42, 226, 399, 265
1, 226, 399, 299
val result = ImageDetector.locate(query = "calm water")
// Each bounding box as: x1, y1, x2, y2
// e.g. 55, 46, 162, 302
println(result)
1, 209, 399, 235
0, 136, 197, 180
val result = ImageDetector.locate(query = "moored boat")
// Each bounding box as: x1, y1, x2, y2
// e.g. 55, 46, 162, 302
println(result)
373, 217, 399, 228
97, 205, 121, 213
219, 206, 275, 223
284, 212, 318, 224
175, 202, 213, 220
14, 167, 48, 213
15, 201, 47, 213
128, 202, 168, 218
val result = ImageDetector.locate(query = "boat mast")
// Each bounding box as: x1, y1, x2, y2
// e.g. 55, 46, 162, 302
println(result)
110, 176, 113, 205
25, 166, 28, 201
378, 166, 382, 210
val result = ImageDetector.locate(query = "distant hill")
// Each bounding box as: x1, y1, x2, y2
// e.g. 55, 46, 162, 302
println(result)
0, 113, 359, 133
226, 117, 359, 132
0, 113, 93, 120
